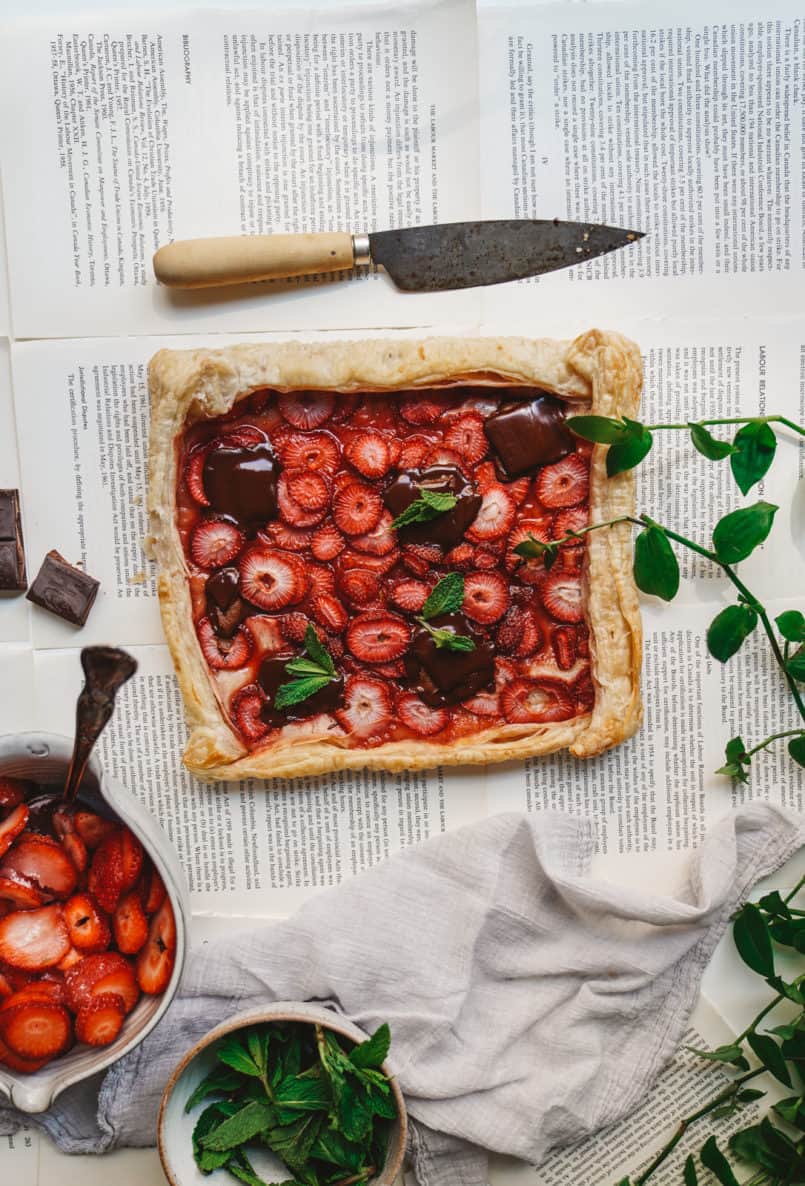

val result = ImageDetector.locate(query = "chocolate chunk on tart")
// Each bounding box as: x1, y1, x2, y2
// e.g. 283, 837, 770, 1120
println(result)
147, 332, 643, 782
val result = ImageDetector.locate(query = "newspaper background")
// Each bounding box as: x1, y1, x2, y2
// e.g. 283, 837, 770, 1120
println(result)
1, 0, 804, 1181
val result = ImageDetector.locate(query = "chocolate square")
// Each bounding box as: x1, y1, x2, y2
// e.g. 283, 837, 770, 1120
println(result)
0, 489, 27, 591
26, 550, 100, 626
484, 393, 575, 477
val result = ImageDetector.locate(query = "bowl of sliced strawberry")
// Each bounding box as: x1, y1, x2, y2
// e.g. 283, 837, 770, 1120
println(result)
0, 732, 188, 1113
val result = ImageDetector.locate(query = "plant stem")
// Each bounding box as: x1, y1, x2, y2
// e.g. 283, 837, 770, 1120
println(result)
643, 415, 805, 437
733, 995, 784, 1044
330, 1170, 375, 1186
784, 874, 805, 905
744, 730, 805, 759
633, 1068, 765, 1185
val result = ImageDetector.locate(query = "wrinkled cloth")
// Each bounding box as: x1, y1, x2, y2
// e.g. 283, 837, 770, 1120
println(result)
1, 804, 802, 1185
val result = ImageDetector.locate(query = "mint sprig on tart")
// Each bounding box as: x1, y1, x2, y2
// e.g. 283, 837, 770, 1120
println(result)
415, 573, 476, 653
274, 626, 339, 710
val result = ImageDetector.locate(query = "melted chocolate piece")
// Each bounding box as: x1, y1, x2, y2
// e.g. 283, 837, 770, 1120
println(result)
0, 489, 26, 591
484, 393, 574, 477
205, 567, 245, 638
27, 550, 100, 626
203, 441, 280, 525
258, 655, 345, 727
64, 646, 138, 804
383, 466, 481, 550
404, 612, 494, 707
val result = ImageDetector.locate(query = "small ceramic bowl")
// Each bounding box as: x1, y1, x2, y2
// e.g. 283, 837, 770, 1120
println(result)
0, 731, 189, 1113
158, 1002, 407, 1186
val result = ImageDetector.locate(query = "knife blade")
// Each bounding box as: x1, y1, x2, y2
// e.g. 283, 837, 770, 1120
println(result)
153, 219, 644, 291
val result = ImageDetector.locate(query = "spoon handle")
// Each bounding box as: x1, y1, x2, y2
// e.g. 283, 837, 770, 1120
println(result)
63, 646, 138, 804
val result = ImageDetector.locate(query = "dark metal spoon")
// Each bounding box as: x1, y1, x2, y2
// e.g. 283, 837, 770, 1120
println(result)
62, 646, 138, 804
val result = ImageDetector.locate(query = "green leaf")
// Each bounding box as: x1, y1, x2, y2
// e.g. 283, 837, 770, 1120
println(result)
197, 1147, 233, 1173
264, 1113, 323, 1173
712, 501, 777, 564
274, 675, 334, 711
247, 1029, 269, 1076
715, 735, 750, 782
303, 625, 335, 676
746, 1032, 792, 1086
766, 974, 805, 1004
684, 1042, 746, 1066
774, 1095, 805, 1130
730, 421, 777, 495
757, 890, 792, 919
193, 1102, 238, 1157
419, 620, 475, 652
513, 532, 559, 569
683, 1154, 698, 1186
699, 1135, 740, 1186
217, 1037, 262, 1078
200, 1100, 275, 1152
736, 1089, 766, 1103
391, 489, 457, 530
310, 1127, 366, 1171
606, 421, 653, 477
274, 1075, 331, 1112
776, 609, 805, 642
421, 574, 464, 620
706, 604, 758, 662
185, 1068, 243, 1113
787, 646, 805, 681
789, 734, 805, 768
729, 1124, 781, 1173
350, 1023, 391, 1069
284, 658, 332, 678
733, 904, 775, 977
689, 423, 736, 460
363, 1087, 397, 1119
566, 414, 630, 444
337, 1080, 373, 1143
633, 526, 680, 601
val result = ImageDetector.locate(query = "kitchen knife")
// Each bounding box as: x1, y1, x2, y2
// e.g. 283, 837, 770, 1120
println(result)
152, 219, 644, 291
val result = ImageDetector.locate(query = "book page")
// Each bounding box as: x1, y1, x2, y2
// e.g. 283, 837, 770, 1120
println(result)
0, 1, 480, 338
477, 0, 805, 326
0, 339, 30, 645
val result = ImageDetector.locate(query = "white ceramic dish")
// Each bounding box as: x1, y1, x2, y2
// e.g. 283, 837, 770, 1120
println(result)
158, 1002, 407, 1186
0, 731, 189, 1113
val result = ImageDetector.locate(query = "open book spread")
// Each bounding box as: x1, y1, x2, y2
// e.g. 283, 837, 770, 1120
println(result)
0, 0, 803, 1180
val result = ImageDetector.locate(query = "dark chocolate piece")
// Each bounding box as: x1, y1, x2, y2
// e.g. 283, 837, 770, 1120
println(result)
484, 393, 574, 477
63, 647, 138, 803
203, 439, 279, 526
383, 466, 481, 550
0, 489, 27, 591
205, 567, 245, 637
26, 550, 100, 626
258, 654, 344, 727
404, 612, 494, 707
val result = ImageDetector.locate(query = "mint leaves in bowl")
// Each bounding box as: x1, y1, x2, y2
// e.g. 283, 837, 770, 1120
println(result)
158, 1003, 406, 1186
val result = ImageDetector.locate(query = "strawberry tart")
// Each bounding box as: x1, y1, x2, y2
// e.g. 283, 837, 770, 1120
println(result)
147, 331, 643, 781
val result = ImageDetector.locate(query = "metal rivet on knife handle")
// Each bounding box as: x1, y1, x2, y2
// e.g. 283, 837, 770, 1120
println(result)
153, 232, 357, 289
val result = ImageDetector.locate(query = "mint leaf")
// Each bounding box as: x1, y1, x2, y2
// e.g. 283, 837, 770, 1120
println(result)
605, 419, 653, 476
350, 1023, 391, 1069
775, 610, 805, 642
274, 676, 333, 710
712, 501, 777, 564
689, 423, 736, 460
274, 1075, 331, 1112
421, 573, 464, 619
185, 1068, 242, 1113
391, 489, 457, 529
707, 604, 758, 662
566, 414, 630, 444
200, 1100, 275, 1151
419, 621, 475, 652
633, 525, 680, 601
284, 658, 332, 678
730, 421, 777, 494
303, 624, 335, 676
217, 1037, 262, 1078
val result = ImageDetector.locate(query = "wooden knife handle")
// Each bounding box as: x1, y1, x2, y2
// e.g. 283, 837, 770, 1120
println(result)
153, 232, 356, 289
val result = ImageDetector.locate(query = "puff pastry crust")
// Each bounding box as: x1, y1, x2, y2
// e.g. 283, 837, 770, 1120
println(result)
147, 331, 643, 782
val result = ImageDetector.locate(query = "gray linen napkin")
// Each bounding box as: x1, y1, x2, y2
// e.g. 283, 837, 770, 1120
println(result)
1, 804, 802, 1185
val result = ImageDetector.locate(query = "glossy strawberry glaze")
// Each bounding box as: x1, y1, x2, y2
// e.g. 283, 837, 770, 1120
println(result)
176, 386, 594, 750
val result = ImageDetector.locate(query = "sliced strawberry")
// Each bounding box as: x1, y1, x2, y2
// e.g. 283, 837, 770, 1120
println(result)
574, 671, 595, 713
73, 811, 119, 851
463, 572, 510, 625
276, 474, 327, 528
88, 833, 126, 914
351, 510, 396, 556
346, 612, 411, 663
0, 999, 72, 1059
311, 521, 346, 562
113, 891, 149, 955
64, 951, 131, 1012
339, 547, 399, 577
57, 946, 84, 972
311, 593, 348, 634
338, 568, 382, 607
505, 519, 554, 582
400, 543, 442, 578
399, 434, 432, 468
143, 867, 167, 915
1, 833, 78, 899
345, 431, 391, 478
0, 968, 12, 998
286, 469, 330, 511
552, 626, 578, 671
325, 633, 345, 661
61, 832, 88, 875
0, 965, 32, 993
467, 485, 516, 541
63, 893, 111, 953
239, 547, 306, 611
397, 694, 448, 736
278, 430, 340, 476
136, 900, 176, 996
535, 454, 589, 509
553, 505, 589, 545
399, 394, 443, 425
445, 412, 487, 463
389, 578, 429, 612
0, 981, 64, 1011
190, 520, 245, 570
0, 906, 70, 971
425, 445, 464, 469
119, 830, 143, 893
496, 607, 543, 658
278, 391, 335, 430
541, 571, 585, 623
507, 477, 532, 506
372, 659, 405, 679
473, 461, 498, 491
184, 449, 210, 506
306, 564, 336, 598
332, 483, 383, 537
386, 436, 402, 466
443, 543, 475, 572
75, 992, 126, 1047
263, 521, 314, 552
0, 779, 29, 810
197, 619, 253, 670
330, 393, 360, 423
0, 1033, 48, 1073
231, 684, 270, 744
501, 678, 576, 723
0, 874, 46, 909
0, 804, 29, 860
336, 676, 393, 743
280, 611, 311, 644
463, 689, 500, 716
220, 425, 268, 448
473, 547, 500, 570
